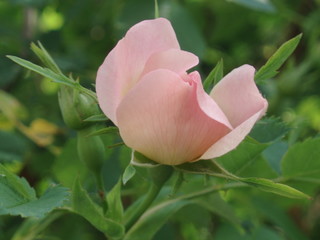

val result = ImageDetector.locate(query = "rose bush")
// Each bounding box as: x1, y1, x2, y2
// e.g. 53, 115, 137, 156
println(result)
96, 18, 268, 165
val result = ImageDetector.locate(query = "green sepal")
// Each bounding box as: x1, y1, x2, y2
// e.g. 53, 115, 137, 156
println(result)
86, 126, 119, 137
84, 114, 109, 123
131, 151, 160, 168
123, 164, 136, 185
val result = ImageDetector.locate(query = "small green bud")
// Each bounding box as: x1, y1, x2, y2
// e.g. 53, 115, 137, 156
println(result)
58, 86, 100, 130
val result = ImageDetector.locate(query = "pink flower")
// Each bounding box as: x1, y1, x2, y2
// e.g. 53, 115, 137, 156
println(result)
96, 18, 268, 165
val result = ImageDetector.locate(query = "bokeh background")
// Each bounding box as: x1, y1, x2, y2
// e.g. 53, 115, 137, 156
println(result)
1, 0, 320, 239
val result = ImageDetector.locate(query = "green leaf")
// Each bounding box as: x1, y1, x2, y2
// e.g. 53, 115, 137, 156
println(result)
2, 186, 70, 218
215, 138, 269, 176
240, 177, 310, 200
175, 159, 308, 199
123, 164, 136, 185
203, 59, 223, 92
131, 151, 160, 168
86, 126, 119, 137
282, 138, 320, 180
106, 179, 124, 223
262, 141, 288, 175
250, 117, 290, 143
83, 114, 108, 122
0, 163, 36, 202
0, 164, 69, 218
255, 34, 302, 83
124, 198, 191, 240
7, 55, 76, 87
72, 179, 124, 239
30, 41, 62, 74
124, 182, 245, 240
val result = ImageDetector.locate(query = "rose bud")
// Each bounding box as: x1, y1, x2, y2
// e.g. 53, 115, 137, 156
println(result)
96, 18, 268, 165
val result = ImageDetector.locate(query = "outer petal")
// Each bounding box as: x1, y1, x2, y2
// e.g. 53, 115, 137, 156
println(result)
116, 69, 230, 165
142, 49, 199, 76
96, 18, 180, 124
200, 107, 267, 159
200, 65, 268, 159
210, 65, 267, 127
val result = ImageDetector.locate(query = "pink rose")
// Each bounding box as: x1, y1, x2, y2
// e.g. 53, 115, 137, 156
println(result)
96, 18, 268, 165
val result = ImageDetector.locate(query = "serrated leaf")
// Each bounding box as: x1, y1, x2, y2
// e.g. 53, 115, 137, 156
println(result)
250, 117, 290, 143
83, 114, 108, 122
123, 164, 136, 185
7, 56, 76, 87
255, 34, 302, 83
72, 179, 124, 239
240, 177, 310, 199
0, 186, 70, 218
106, 179, 124, 223
203, 59, 223, 92
281, 138, 320, 180
0, 164, 36, 201
0, 164, 69, 218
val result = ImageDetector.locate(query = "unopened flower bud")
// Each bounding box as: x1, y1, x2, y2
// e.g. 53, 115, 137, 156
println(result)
58, 86, 100, 130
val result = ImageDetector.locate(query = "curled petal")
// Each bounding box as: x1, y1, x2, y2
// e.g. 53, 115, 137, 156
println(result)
210, 65, 267, 128
201, 65, 268, 159
96, 18, 180, 124
116, 69, 230, 165
200, 107, 267, 159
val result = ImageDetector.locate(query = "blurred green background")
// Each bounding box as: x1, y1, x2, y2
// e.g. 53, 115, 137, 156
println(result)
1, 0, 320, 239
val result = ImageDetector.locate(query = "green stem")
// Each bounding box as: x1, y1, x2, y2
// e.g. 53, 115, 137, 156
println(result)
124, 182, 162, 231
154, 0, 159, 18
124, 165, 173, 231
179, 182, 246, 201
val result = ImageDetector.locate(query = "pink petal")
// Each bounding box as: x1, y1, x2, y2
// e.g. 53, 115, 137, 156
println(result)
96, 18, 180, 124
192, 71, 233, 129
200, 65, 268, 159
200, 107, 267, 159
142, 49, 199, 76
116, 69, 230, 165
210, 65, 267, 128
